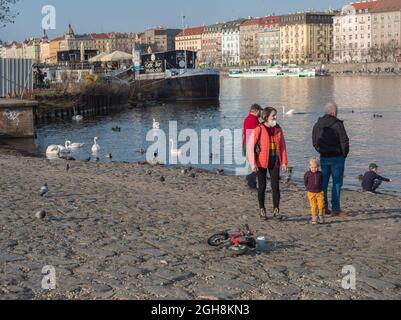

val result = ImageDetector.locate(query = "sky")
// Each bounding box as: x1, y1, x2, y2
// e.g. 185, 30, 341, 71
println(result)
0, 0, 348, 42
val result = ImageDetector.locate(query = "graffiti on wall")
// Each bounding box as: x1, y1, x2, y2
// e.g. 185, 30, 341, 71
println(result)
2, 109, 21, 127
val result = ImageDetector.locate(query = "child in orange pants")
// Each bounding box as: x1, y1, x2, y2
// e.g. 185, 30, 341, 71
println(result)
304, 158, 325, 225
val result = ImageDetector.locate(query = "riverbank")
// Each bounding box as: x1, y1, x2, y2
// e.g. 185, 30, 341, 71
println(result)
1, 154, 400, 300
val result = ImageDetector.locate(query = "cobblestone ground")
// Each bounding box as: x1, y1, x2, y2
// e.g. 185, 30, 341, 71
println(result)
0, 154, 400, 300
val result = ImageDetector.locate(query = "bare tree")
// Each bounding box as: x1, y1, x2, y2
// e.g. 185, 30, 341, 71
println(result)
0, 0, 19, 28
368, 45, 380, 62
388, 40, 399, 62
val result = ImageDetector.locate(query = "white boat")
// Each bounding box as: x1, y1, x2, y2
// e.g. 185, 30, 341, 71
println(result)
228, 65, 316, 78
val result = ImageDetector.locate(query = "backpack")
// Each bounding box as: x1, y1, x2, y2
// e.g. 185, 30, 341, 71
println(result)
254, 124, 266, 159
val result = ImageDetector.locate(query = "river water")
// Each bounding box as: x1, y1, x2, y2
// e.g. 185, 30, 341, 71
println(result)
5, 76, 401, 193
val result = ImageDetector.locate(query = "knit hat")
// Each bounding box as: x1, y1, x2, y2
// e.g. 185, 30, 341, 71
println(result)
369, 163, 378, 170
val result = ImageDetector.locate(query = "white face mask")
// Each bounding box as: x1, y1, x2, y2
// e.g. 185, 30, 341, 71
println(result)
268, 120, 277, 127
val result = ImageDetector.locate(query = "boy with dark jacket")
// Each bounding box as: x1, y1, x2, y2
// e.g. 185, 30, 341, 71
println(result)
362, 163, 393, 193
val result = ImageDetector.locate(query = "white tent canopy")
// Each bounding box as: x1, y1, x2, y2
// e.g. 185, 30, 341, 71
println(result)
88, 52, 108, 62
100, 51, 133, 62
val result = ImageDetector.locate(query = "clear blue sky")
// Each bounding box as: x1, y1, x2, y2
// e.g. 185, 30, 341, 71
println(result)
1, 0, 347, 42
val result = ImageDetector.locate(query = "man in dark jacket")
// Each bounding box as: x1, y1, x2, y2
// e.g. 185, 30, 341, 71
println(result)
243, 104, 262, 189
312, 102, 350, 217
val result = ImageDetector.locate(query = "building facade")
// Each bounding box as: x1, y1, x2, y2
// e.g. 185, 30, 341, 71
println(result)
371, 0, 401, 61
40, 41, 51, 64
140, 28, 181, 53
91, 33, 113, 53
200, 23, 223, 67
175, 26, 204, 53
258, 16, 281, 64
58, 24, 94, 52
280, 12, 335, 64
49, 37, 63, 64
221, 19, 245, 66
333, 1, 377, 63
240, 18, 261, 66
23, 39, 41, 62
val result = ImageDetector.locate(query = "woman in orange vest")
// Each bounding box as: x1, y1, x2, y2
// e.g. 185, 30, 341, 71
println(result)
247, 107, 288, 220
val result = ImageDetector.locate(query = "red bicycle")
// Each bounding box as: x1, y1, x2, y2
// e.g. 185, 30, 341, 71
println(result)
207, 224, 257, 255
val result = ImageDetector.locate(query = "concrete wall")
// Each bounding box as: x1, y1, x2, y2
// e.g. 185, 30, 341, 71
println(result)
325, 62, 401, 73
0, 100, 37, 138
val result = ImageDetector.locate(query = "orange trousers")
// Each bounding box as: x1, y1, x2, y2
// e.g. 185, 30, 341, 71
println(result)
307, 192, 325, 217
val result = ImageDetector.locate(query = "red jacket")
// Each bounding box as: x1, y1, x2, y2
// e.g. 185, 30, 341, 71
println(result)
243, 114, 260, 147
247, 124, 288, 169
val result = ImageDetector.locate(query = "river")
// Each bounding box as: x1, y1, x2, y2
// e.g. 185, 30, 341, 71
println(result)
4, 76, 401, 194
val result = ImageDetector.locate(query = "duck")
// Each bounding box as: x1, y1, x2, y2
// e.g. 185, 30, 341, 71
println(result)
106, 153, 113, 159
112, 126, 121, 132
169, 139, 182, 156
153, 118, 160, 129
91, 137, 100, 154
46, 144, 70, 157
65, 140, 85, 150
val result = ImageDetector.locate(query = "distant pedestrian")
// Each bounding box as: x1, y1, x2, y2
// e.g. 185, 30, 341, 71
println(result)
362, 163, 393, 193
243, 104, 262, 189
312, 101, 350, 218
304, 158, 325, 225
247, 107, 288, 220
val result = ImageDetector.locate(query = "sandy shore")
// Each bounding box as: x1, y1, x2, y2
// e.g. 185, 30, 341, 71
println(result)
0, 154, 400, 300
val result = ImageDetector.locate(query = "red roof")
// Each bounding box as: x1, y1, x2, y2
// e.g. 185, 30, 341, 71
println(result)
50, 36, 64, 42
90, 33, 111, 39
241, 18, 262, 27
371, 0, 401, 12
351, 1, 380, 10
258, 16, 281, 27
176, 26, 204, 37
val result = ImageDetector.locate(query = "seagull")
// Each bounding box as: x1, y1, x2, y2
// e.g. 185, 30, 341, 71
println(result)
40, 183, 49, 197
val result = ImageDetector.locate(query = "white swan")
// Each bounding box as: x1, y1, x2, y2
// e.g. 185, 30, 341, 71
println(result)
91, 137, 100, 154
65, 140, 85, 150
169, 139, 182, 156
46, 144, 70, 158
282, 106, 296, 116
72, 115, 83, 121
153, 118, 160, 129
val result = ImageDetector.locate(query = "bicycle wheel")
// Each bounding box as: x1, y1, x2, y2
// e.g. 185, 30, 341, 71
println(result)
226, 245, 249, 256
208, 232, 229, 247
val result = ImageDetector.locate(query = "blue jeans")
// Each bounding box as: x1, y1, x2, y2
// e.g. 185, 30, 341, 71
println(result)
321, 156, 346, 212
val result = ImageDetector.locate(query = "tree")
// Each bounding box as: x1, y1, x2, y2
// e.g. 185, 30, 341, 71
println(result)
368, 45, 380, 62
0, 0, 19, 28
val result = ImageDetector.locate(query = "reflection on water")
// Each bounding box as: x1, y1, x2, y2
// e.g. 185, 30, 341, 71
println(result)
5, 76, 401, 193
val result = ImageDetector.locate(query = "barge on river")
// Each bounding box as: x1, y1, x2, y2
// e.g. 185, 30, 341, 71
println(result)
134, 50, 220, 101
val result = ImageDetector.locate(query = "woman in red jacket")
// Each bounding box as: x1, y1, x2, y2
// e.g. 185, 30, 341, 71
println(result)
247, 107, 288, 220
